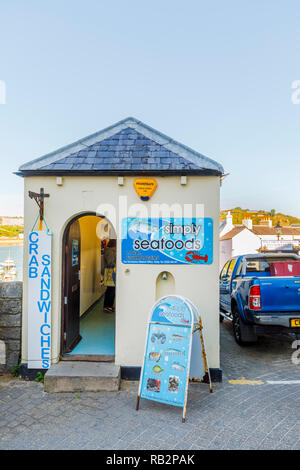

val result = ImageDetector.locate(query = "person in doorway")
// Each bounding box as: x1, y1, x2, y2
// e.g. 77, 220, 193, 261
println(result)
103, 239, 116, 313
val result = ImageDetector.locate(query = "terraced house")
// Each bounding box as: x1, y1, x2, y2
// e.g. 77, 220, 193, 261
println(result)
220, 211, 300, 269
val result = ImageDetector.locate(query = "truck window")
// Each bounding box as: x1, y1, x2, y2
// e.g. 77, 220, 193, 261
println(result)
245, 257, 297, 275
246, 260, 270, 273
220, 261, 230, 280
235, 262, 242, 277
227, 259, 237, 280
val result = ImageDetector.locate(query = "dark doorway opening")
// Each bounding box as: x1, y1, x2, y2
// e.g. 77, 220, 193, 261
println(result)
61, 213, 116, 362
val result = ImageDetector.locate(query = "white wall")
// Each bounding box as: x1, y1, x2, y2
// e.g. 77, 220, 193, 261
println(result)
232, 229, 261, 257
220, 229, 261, 269
22, 175, 221, 369
259, 234, 278, 241
220, 239, 232, 271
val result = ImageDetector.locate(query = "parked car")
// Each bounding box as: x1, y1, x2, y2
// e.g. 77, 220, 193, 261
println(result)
219, 253, 300, 345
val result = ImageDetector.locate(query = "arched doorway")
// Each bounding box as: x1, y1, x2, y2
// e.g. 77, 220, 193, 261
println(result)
61, 212, 116, 362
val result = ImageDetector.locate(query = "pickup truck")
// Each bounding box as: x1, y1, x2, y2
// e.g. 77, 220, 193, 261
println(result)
219, 253, 300, 345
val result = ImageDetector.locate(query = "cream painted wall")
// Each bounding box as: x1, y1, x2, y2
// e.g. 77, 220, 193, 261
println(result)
21, 175, 221, 369
155, 272, 176, 299
78, 216, 105, 315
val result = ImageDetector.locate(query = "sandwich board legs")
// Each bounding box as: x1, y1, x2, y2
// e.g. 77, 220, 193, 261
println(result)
193, 321, 213, 394
182, 386, 188, 423
136, 395, 140, 411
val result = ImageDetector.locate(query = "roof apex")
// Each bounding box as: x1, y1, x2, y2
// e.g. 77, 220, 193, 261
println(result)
18, 116, 224, 175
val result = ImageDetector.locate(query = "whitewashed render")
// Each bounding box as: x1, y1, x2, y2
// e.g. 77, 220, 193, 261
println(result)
220, 227, 260, 269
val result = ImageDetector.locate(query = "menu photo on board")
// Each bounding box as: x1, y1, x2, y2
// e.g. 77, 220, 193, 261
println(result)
137, 295, 196, 421
140, 322, 192, 407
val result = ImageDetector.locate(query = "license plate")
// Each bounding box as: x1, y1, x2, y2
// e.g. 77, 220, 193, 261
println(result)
290, 319, 300, 327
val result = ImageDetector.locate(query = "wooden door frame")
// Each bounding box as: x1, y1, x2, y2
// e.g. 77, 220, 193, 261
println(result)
60, 212, 116, 361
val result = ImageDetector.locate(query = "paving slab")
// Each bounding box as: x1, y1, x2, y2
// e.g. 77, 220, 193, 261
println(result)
44, 361, 120, 392
0, 318, 299, 449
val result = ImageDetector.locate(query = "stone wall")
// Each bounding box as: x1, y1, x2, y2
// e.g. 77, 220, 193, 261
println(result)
0, 282, 22, 373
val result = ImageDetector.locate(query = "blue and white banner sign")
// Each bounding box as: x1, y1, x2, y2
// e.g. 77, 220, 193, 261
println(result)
139, 296, 193, 408
121, 217, 213, 264
27, 230, 52, 369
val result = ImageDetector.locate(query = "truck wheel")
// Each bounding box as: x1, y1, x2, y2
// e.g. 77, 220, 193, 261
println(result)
232, 305, 257, 345
232, 307, 243, 345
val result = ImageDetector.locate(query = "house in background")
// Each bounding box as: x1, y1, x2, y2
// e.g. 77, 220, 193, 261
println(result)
219, 211, 300, 269
220, 217, 260, 269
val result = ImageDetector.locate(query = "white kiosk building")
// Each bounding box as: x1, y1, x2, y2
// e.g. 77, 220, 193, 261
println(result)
18, 117, 224, 390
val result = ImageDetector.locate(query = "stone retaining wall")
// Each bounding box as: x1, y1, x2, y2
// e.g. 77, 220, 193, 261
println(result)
0, 282, 22, 373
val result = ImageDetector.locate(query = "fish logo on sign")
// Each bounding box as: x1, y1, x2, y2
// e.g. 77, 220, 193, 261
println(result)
133, 178, 157, 201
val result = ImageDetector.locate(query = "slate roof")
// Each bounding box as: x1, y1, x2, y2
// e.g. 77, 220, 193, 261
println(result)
18, 117, 224, 176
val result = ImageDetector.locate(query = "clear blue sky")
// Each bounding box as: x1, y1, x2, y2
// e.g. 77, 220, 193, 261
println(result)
1, 1, 300, 217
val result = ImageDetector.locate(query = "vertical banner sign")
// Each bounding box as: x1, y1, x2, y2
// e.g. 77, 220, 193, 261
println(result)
27, 230, 52, 369
122, 218, 213, 264
137, 296, 194, 421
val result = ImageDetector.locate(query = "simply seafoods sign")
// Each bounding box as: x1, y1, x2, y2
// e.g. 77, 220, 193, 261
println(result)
121, 217, 213, 264
27, 230, 52, 369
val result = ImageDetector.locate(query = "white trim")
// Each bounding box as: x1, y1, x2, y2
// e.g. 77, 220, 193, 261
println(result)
267, 380, 300, 385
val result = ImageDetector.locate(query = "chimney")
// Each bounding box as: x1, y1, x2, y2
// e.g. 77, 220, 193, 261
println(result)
260, 217, 272, 228
220, 211, 234, 237
226, 211, 233, 226
242, 216, 253, 230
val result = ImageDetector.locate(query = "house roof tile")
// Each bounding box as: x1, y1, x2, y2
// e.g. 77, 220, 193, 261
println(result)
220, 226, 246, 240
251, 226, 300, 236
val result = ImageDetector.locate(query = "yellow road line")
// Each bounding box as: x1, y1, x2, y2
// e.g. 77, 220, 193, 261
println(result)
228, 377, 264, 385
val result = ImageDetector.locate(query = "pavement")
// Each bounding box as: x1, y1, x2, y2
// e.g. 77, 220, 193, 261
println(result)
0, 318, 299, 450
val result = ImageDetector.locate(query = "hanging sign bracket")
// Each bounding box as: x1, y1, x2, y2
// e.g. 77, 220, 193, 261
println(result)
28, 188, 50, 230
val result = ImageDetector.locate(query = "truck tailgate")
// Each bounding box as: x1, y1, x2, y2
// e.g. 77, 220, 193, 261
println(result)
259, 277, 300, 312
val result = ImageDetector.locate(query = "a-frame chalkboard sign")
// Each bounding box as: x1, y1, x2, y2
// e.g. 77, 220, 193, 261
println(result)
136, 295, 212, 422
